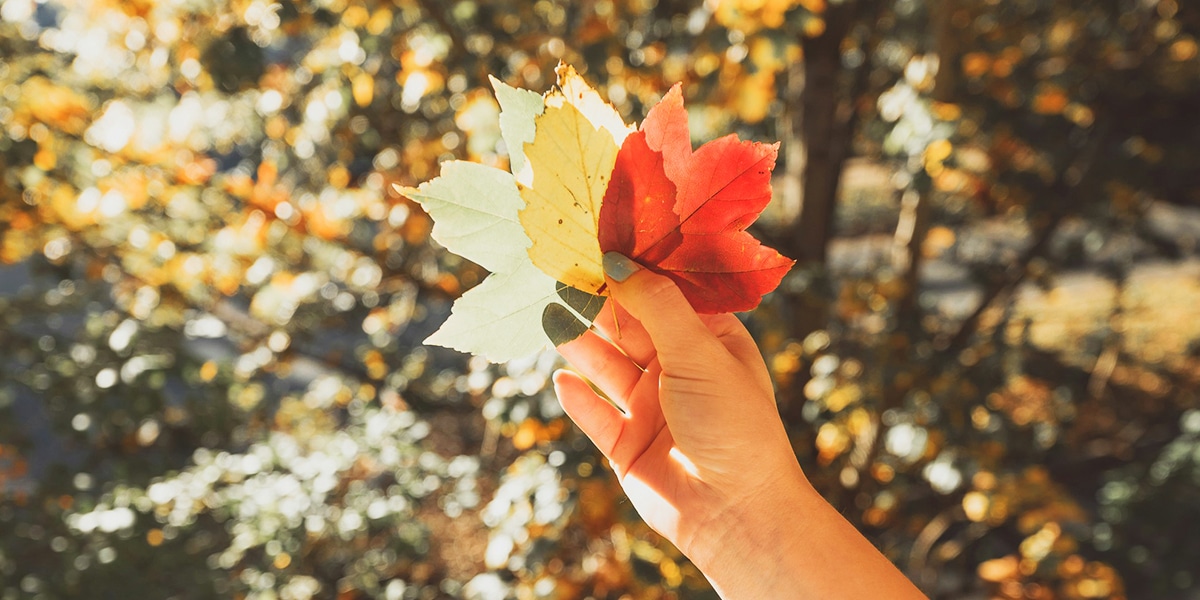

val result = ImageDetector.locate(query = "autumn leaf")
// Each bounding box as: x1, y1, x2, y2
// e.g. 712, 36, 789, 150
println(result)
427, 259, 585, 360
598, 85, 793, 313
596, 130, 682, 266
399, 161, 530, 274
517, 64, 632, 295
397, 159, 602, 360
397, 75, 609, 362
517, 101, 616, 295
402, 66, 783, 360
647, 85, 779, 233
489, 75, 543, 183
547, 63, 633, 148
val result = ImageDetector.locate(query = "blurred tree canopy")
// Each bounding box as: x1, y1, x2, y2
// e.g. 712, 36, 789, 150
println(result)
1, 0, 1199, 598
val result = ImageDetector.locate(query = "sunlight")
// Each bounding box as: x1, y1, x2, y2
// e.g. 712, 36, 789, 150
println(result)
668, 447, 701, 478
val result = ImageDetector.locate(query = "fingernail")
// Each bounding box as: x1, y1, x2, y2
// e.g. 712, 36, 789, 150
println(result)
603, 252, 638, 282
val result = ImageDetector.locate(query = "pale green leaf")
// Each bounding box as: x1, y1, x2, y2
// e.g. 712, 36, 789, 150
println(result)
424, 261, 561, 362
543, 285, 605, 346
489, 75, 543, 185
397, 161, 528, 274
412, 68, 618, 362
556, 285, 605, 322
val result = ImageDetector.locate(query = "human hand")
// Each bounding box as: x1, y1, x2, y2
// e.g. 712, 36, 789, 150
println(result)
554, 252, 811, 578
555, 253, 927, 599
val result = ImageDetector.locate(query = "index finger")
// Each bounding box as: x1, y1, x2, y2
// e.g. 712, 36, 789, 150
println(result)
601, 253, 728, 374
593, 298, 656, 369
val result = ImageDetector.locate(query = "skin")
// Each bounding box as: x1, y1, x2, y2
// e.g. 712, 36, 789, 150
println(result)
555, 254, 928, 599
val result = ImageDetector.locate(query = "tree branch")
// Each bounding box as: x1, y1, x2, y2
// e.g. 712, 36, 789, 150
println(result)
937, 119, 1111, 355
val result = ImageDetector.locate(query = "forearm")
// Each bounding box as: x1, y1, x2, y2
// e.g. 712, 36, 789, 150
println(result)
687, 467, 927, 599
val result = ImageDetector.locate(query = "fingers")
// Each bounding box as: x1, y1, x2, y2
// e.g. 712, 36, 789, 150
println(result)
601, 253, 727, 372
699, 313, 756, 361
553, 370, 623, 459
591, 299, 764, 388
593, 299, 656, 368
619, 359, 667, 455
594, 264, 771, 394
555, 367, 665, 472
557, 329, 643, 411
699, 314, 773, 395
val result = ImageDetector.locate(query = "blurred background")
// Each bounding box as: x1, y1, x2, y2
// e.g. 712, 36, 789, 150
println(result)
1, 0, 1199, 598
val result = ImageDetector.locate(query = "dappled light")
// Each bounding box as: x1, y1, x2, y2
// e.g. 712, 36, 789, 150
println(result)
2, 0, 1200, 598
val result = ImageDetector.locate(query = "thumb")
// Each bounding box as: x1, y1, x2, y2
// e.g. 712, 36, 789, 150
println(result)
602, 252, 726, 373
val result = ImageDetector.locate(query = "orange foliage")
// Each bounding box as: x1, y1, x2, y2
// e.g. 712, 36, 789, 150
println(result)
15, 77, 93, 135
710, 0, 827, 33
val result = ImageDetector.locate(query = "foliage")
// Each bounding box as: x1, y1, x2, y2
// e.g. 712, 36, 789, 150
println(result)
1, 0, 1198, 599
600, 84, 792, 313
400, 67, 619, 361
404, 69, 792, 361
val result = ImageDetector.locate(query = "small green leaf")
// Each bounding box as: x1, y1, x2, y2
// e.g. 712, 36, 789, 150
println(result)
542, 302, 590, 347
556, 284, 605, 321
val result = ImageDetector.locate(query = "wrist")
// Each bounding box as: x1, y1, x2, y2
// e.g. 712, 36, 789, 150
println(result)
683, 464, 928, 600
684, 463, 820, 596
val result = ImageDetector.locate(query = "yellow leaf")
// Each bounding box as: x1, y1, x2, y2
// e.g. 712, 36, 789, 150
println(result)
548, 63, 633, 148
518, 98, 619, 294
514, 64, 631, 292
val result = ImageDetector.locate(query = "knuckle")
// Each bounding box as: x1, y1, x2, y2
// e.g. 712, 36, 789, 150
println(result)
637, 273, 682, 307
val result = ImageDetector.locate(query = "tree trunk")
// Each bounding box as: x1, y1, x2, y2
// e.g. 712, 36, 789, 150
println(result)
787, 4, 859, 267
932, 0, 959, 103
778, 4, 863, 426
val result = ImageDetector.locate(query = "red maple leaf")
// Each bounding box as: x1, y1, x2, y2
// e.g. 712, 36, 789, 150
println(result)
598, 85, 794, 313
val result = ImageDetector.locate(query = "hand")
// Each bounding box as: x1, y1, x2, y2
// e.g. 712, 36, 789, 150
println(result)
554, 252, 807, 562
555, 253, 927, 599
